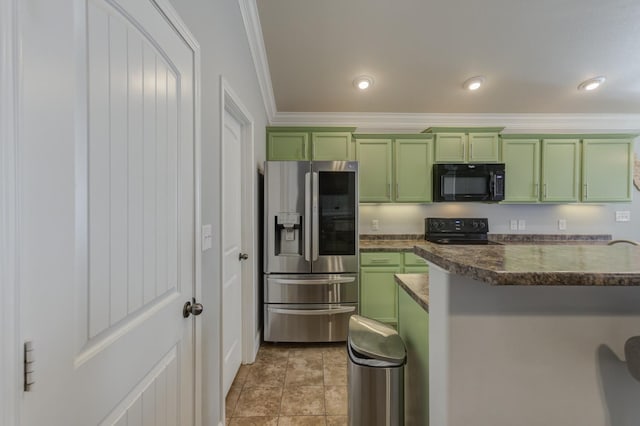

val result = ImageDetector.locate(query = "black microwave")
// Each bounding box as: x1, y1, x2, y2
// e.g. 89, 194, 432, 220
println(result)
433, 163, 505, 202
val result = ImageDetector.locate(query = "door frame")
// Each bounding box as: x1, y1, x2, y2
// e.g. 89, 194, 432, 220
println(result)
219, 76, 257, 400
1, 1, 20, 425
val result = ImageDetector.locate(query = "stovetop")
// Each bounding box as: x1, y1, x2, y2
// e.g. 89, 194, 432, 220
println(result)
424, 218, 496, 245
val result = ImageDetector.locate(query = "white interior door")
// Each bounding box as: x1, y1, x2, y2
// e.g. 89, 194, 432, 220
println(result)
19, 0, 199, 424
221, 109, 244, 396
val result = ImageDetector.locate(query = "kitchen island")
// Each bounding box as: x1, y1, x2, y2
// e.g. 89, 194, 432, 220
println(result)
413, 242, 640, 426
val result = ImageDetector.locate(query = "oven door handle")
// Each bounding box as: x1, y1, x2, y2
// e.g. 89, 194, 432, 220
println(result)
268, 277, 356, 285
268, 306, 356, 316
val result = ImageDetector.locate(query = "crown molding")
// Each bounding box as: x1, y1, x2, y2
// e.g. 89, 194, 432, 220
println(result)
270, 112, 640, 133
237, 0, 276, 122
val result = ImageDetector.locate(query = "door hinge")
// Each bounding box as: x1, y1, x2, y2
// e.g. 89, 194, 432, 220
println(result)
24, 341, 35, 392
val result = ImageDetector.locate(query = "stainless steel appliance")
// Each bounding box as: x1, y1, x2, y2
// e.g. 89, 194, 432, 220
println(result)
348, 315, 406, 426
433, 163, 505, 202
425, 217, 500, 245
264, 161, 359, 342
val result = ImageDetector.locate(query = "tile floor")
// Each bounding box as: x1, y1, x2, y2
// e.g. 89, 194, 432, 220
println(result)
225, 342, 348, 426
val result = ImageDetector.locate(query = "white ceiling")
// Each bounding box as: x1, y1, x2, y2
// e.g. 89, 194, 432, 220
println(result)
256, 0, 640, 115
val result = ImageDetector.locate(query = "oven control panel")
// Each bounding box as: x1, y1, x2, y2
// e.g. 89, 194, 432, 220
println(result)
425, 217, 489, 234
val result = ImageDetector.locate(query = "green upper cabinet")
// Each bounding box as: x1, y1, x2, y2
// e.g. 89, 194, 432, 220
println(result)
268, 132, 309, 160
311, 132, 353, 160
354, 134, 434, 203
426, 127, 503, 163
355, 138, 394, 202
266, 127, 355, 161
541, 139, 581, 202
501, 138, 541, 202
582, 138, 634, 202
468, 133, 500, 162
434, 133, 466, 162
394, 139, 434, 202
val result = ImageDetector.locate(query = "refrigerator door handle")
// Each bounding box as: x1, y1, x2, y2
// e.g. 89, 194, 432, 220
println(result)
312, 172, 319, 261
304, 172, 311, 262
268, 306, 356, 316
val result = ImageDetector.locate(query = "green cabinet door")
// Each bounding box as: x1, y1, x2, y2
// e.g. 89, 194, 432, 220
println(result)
395, 139, 433, 202
541, 139, 581, 202
502, 138, 541, 202
360, 266, 401, 326
398, 287, 429, 425
434, 133, 466, 162
311, 132, 352, 160
267, 132, 310, 160
356, 139, 393, 202
468, 133, 500, 162
582, 139, 633, 202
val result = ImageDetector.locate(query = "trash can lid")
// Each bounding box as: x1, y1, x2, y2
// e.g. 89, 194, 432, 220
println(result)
348, 315, 406, 364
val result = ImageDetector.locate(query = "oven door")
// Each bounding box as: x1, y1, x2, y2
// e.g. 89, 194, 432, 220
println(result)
264, 303, 358, 342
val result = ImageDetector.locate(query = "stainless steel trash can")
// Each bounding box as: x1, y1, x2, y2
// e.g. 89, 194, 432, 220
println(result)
348, 315, 406, 426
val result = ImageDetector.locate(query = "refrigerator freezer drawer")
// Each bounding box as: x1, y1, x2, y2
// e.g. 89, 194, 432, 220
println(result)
264, 274, 358, 304
264, 303, 357, 342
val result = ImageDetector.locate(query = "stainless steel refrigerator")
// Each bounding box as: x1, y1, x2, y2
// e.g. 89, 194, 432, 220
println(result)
263, 160, 359, 342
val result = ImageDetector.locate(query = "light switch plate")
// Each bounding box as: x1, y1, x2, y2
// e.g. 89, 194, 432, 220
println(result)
510, 220, 518, 231
615, 211, 631, 222
202, 224, 213, 251
558, 219, 567, 230
371, 219, 379, 231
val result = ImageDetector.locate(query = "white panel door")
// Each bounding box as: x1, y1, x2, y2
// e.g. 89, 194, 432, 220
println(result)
19, 0, 198, 425
221, 110, 244, 396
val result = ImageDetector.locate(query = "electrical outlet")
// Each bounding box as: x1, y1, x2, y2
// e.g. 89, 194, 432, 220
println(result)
558, 219, 567, 230
510, 220, 518, 231
615, 211, 631, 222
371, 219, 380, 231
518, 219, 526, 230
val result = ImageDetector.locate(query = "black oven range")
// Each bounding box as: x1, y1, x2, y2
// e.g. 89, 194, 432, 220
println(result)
424, 217, 501, 245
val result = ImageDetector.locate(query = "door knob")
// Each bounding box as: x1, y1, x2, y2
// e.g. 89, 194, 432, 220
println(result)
183, 298, 204, 318
238, 252, 249, 261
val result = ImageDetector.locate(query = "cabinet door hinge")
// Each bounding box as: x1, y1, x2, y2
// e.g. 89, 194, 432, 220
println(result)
24, 341, 35, 391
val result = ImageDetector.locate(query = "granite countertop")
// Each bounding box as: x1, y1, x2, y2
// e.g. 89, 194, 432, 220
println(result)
360, 234, 424, 252
394, 273, 429, 311
414, 242, 640, 286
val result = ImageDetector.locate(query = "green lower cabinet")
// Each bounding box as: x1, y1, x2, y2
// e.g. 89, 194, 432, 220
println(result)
360, 266, 401, 326
398, 287, 429, 425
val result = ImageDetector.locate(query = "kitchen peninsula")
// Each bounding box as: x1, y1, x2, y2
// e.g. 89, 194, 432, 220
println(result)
413, 242, 640, 426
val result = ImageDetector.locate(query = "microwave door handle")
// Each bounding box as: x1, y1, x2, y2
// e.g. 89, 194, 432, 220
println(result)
304, 172, 311, 262
312, 172, 319, 261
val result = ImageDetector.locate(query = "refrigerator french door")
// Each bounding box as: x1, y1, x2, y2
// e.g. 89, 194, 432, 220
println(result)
264, 161, 359, 342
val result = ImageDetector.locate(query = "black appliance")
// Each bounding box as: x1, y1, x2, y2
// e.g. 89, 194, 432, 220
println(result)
433, 163, 505, 202
425, 217, 498, 245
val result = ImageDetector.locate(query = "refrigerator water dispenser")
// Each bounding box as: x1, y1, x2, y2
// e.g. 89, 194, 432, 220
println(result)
275, 213, 302, 256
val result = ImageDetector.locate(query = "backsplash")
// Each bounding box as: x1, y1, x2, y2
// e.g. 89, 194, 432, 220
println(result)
359, 202, 639, 241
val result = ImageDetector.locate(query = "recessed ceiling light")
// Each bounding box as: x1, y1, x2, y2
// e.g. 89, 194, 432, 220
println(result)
353, 75, 374, 90
578, 76, 606, 91
463, 76, 485, 91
